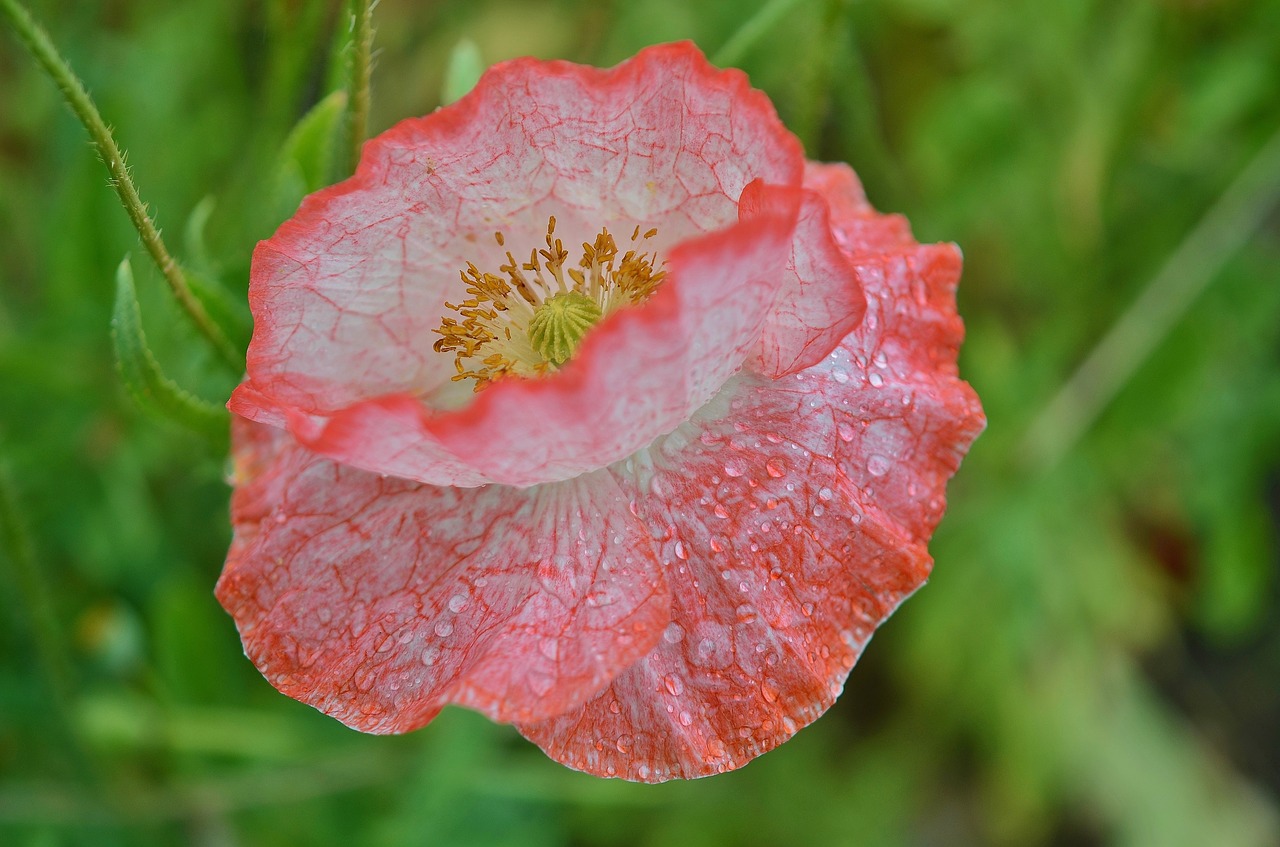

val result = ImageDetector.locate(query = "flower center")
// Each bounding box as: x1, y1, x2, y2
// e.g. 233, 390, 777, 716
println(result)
434, 216, 666, 390
527, 291, 603, 366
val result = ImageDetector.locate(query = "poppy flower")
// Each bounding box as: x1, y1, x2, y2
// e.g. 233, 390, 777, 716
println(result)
217, 41, 984, 782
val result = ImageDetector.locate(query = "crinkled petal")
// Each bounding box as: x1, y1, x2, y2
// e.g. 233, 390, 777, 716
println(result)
745, 181, 865, 378
517, 172, 984, 781
238, 201, 797, 487
231, 41, 805, 487
516, 372, 934, 781
216, 418, 671, 730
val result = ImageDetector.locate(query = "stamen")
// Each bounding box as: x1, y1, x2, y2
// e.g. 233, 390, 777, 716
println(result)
433, 216, 666, 390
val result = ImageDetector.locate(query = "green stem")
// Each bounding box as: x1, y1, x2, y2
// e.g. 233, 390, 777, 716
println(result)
713, 0, 809, 67
1021, 123, 1280, 470
0, 0, 243, 372
346, 0, 374, 175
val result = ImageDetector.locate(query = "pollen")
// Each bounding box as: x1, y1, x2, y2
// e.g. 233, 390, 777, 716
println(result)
433, 217, 667, 390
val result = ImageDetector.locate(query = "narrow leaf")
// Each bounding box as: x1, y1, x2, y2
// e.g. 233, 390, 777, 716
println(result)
111, 257, 228, 441
273, 89, 349, 220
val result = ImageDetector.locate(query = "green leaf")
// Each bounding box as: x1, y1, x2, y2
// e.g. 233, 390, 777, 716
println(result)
442, 38, 484, 105
273, 88, 348, 219
110, 257, 227, 442
183, 194, 219, 276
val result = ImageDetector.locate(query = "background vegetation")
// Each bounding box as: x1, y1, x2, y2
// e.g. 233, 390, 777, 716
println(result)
2, 0, 1278, 844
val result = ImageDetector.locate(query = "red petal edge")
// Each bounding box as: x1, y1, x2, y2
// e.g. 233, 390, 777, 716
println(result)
217, 417, 671, 730
231, 41, 807, 488
517, 164, 985, 782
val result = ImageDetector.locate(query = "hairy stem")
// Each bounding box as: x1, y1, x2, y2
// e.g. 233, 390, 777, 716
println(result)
346, 0, 374, 175
0, 0, 243, 371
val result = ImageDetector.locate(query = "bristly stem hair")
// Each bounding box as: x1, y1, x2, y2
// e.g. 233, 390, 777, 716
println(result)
0, 0, 243, 372
346, 0, 375, 175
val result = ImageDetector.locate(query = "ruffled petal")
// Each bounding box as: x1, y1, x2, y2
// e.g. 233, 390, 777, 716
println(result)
745, 180, 865, 378
237, 202, 797, 488
517, 372, 935, 781
216, 418, 671, 731
517, 172, 984, 780
232, 41, 805, 487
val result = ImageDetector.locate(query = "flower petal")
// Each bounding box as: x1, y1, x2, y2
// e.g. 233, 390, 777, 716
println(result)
252, 202, 797, 488
744, 179, 866, 378
231, 41, 805, 487
517, 374, 936, 781
216, 418, 671, 730
517, 173, 984, 780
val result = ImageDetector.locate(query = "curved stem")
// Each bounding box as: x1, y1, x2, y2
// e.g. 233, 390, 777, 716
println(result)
0, 0, 243, 372
346, 0, 374, 175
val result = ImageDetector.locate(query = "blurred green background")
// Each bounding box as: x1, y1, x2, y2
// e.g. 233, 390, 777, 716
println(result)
2, 0, 1278, 844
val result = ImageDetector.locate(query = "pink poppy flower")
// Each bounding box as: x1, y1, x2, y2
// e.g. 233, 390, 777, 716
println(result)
218, 42, 984, 782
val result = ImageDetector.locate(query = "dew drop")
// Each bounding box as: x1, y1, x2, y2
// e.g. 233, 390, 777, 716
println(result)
663, 675, 684, 696
837, 423, 856, 443
765, 458, 786, 478
812, 504, 825, 517
801, 602, 815, 616
867, 455, 891, 476
674, 540, 688, 560
616, 735, 633, 753
447, 593, 468, 613
608, 700, 622, 714
868, 372, 884, 388
723, 459, 745, 478
709, 537, 724, 553
761, 681, 779, 703
678, 710, 693, 727
663, 621, 685, 643
831, 369, 849, 384
713, 503, 730, 519
433, 621, 454, 637
736, 603, 757, 623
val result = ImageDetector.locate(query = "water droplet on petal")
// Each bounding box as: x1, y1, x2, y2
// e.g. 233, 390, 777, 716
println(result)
724, 459, 745, 478
837, 423, 856, 443
447, 593, 468, 613
867, 455, 891, 476
713, 503, 730, 519
434, 621, 454, 637
663, 622, 685, 643
663, 675, 684, 696
765, 458, 786, 478
868, 372, 884, 388
674, 540, 688, 560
